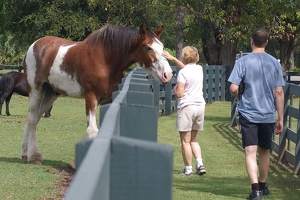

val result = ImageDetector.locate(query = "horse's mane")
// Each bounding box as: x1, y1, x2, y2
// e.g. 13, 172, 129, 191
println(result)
84, 25, 156, 63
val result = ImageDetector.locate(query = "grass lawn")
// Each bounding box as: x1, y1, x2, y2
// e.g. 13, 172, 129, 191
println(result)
0, 95, 299, 199
0, 95, 87, 199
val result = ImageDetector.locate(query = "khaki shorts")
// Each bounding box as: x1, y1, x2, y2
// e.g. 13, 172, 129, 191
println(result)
177, 105, 205, 132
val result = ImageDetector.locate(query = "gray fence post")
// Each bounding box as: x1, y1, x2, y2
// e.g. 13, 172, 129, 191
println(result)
110, 137, 173, 200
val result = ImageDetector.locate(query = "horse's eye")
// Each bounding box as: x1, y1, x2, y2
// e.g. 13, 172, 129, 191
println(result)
146, 47, 152, 51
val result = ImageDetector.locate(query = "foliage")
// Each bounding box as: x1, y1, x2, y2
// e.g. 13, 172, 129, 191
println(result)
1, 0, 300, 67
0, 33, 24, 65
0, 0, 177, 64
292, 67, 300, 72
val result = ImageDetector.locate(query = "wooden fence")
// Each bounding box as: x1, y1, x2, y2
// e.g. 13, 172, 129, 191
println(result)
153, 65, 227, 115
231, 82, 300, 175
0, 65, 23, 72
65, 65, 227, 199
283, 71, 300, 85
274, 83, 300, 174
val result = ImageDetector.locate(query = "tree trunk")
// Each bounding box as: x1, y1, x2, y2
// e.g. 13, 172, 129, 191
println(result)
175, 6, 185, 60
279, 37, 297, 71
201, 22, 238, 69
219, 39, 238, 69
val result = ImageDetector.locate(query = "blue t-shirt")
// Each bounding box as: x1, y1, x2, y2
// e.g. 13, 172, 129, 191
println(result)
228, 53, 285, 123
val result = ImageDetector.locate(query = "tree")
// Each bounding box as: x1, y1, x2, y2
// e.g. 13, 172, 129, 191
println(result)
266, 1, 300, 70
179, 0, 271, 69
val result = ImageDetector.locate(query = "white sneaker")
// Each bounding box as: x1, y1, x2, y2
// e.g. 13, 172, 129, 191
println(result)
196, 165, 206, 175
181, 169, 193, 176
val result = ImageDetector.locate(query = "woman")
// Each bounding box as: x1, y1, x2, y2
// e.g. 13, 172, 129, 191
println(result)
163, 46, 206, 175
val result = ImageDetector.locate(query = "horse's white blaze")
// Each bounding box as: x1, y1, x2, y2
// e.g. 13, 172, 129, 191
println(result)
149, 38, 173, 83
150, 38, 164, 55
86, 110, 98, 138
48, 44, 82, 97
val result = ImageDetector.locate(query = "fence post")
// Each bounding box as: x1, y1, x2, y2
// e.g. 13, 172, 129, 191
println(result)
295, 105, 300, 175
225, 65, 231, 101
110, 137, 173, 200
277, 84, 290, 163
230, 96, 238, 127
164, 82, 172, 115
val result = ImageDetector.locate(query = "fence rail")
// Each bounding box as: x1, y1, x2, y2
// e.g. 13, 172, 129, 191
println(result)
0, 65, 23, 72
283, 71, 300, 85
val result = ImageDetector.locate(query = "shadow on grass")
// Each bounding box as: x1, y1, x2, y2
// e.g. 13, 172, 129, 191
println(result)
213, 122, 299, 174
0, 156, 72, 171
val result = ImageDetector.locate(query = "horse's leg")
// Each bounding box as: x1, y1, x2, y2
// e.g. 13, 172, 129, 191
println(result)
0, 91, 12, 116
5, 93, 13, 116
21, 91, 43, 163
22, 85, 58, 163
85, 93, 99, 138
43, 105, 53, 118
0, 95, 4, 115
39, 84, 58, 119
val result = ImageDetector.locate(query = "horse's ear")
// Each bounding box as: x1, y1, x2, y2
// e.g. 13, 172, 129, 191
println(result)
154, 25, 163, 38
140, 25, 146, 38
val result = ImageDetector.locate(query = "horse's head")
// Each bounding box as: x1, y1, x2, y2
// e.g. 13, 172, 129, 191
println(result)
138, 26, 173, 84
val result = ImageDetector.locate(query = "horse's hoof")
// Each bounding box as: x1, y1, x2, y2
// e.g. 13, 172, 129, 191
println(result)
28, 159, 42, 165
22, 154, 43, 164
21, 156, 28, 162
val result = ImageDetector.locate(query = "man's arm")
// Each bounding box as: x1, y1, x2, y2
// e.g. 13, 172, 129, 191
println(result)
229, 83, 240, 99
275, 86, 284, 134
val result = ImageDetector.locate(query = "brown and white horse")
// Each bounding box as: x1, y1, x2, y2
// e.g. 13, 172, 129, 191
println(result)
22, 25, 173, 163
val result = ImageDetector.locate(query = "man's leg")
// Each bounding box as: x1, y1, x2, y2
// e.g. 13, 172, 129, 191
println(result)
258, 147, 270, 183
245, 145, 258, 184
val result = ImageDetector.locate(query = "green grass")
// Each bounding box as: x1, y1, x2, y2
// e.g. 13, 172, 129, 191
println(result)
0, 96, 299, 199
0, 95, 87, 199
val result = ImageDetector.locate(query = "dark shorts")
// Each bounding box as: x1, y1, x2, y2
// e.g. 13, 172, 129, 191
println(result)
239, 113, 275, 149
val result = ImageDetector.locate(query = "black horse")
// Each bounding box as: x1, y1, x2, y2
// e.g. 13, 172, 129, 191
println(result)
0, 72, 52, 117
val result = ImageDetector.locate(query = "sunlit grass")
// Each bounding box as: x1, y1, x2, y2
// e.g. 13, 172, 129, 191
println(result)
0, 95, 87, 199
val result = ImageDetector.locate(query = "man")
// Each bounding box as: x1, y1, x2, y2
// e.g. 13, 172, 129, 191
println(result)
228, 28, 285, 200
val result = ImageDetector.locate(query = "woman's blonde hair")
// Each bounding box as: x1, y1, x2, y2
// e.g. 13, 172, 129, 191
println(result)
181, 46, 199, 64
